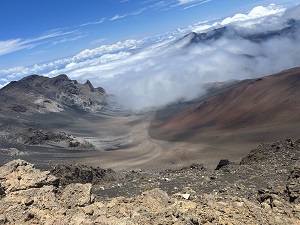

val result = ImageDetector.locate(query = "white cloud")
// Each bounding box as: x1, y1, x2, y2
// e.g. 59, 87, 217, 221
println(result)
73, 39, 144, 60
282, 3, 300, 20
0, 39, 145, 79
60, 31, 300, 111
221, 4, 285, 26
186, 4, 287, 35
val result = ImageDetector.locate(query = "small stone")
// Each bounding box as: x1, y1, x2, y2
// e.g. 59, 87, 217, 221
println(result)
84, 208, 94, 216
24, 198, 34, 206
24, 213, 35, 222
182, 194, 190, 200
293, 204, 300, 212
272, 199, 283, 207
236, 202, 244, 207
0, 214, 7, 223
215, 159, 230, 170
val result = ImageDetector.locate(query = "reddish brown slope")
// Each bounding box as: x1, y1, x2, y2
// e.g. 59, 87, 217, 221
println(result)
150, 67, 300, 142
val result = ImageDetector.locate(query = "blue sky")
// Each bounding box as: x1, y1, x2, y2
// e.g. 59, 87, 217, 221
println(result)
1, 0, 298, 70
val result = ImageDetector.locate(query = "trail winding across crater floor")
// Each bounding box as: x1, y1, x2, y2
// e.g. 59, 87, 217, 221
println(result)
72, 112, 248, 171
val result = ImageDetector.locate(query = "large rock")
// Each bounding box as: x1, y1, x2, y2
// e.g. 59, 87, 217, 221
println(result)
215, 159, 230, 170
0, 159, 59, 193
287, 161, 300, 203
50, 164, 116, 186
60, 183, 93, 207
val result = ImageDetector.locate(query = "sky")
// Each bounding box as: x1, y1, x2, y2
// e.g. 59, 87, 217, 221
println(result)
0, 0, 297, 68
1, 0, 300, 110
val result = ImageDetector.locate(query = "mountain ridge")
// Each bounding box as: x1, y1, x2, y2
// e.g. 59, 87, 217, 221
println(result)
178, 19, 300, 48
0, 74, 106, 114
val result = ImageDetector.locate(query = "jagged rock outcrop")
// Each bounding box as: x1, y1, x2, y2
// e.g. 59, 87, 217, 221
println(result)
0, 158, 300, 224
50, 164, 116, 186
0, 74, 106, 114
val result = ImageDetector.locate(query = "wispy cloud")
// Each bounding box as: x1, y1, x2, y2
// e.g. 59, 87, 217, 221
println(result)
0, 30, 77, 56
0, 39, 31, 56
149, 1, 170, 11
110, 8, 146, 21
132, 8, 146, 15
178, 0, 197, 5
91, 38, 107, 45
171, 0, 212, 9
182, 0, 212, 10
79, 18, 105, 27
52, 34, 87, 45
110, 14, 127, 21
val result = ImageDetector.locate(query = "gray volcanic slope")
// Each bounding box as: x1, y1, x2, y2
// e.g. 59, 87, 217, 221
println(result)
0, 74, 106, 114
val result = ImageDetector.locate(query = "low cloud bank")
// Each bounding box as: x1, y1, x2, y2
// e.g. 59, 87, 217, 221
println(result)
65, 4, 300, 110
73, 31, 300, 110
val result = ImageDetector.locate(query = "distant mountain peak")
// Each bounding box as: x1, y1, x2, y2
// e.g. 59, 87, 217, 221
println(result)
177, 21, 299, 47
55, 74, 70, 80
85, 79, 95, 91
